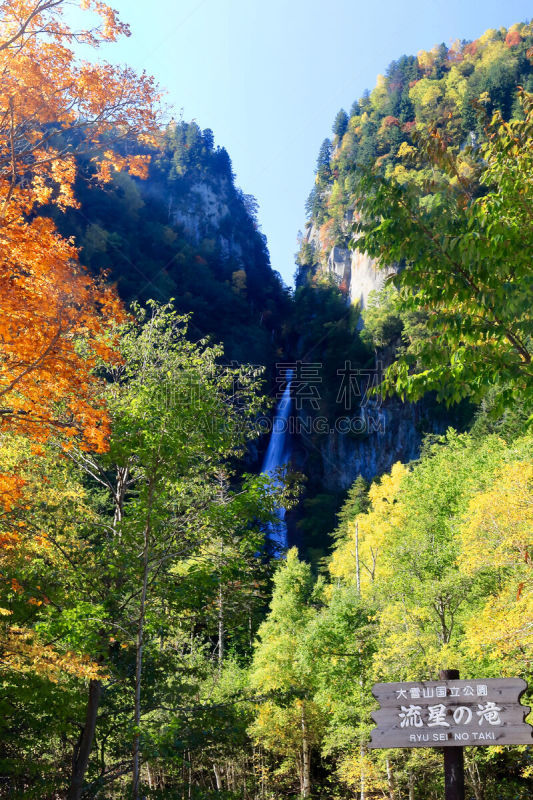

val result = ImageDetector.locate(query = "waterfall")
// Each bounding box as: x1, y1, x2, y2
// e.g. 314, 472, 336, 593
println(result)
261, 370, 293, 551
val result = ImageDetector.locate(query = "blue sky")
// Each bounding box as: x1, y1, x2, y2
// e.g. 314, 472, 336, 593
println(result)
81, 0, 532, 285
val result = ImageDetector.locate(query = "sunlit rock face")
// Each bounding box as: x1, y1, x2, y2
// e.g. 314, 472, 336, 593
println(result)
169, 178, 240, 258
305, 225, 395, 310
347, 248, 396, 309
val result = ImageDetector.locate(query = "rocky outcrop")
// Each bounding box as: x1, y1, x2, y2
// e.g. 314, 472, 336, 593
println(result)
322, 405, 426, 490
348, 248, 396, 308
290, 394, 447, 493
305, 225, 395, 310
171, 181, 229, 242
326, 244, 395, 308
327, 245, 352, 286
166, 178, 248, 262
292, 232, 438, 493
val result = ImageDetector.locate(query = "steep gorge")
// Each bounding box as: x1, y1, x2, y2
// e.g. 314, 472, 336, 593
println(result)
57, 22, 533, 558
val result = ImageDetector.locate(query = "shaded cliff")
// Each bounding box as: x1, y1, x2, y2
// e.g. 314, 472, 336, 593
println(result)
54, 121, 291, 368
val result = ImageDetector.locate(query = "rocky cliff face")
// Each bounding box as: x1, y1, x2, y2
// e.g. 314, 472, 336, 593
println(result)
291, 397, 445, 494
56, 122, 290, 371
292, 226, 440, 494
305, 223, 395, 310
170, 180, 230, 241
347, 247, 396, 309
167, 178, 244, 260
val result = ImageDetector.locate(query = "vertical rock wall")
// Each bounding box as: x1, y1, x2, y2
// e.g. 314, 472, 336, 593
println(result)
295, 230, 441, 489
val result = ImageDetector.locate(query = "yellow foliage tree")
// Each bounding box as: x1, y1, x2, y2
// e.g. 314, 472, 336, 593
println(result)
459, 462, 533, 667
329, 462, 408, 589
0, 435, 104, 680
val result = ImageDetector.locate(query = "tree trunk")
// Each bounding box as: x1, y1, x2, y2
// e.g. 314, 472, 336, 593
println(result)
67, 679, 102, 800
132, 514, 152, 799
385, 757, 394, 800
408, 771, 415, 800
213, 764, 222, 791
466, 760, 485, 800
113, 465, 129, 529
360, 742, 365, 800
215, 482, 225, 674
355, 520, 361, 593
301, 703, 311, 798
217, 574, 224, 671
359, 675, 365, 800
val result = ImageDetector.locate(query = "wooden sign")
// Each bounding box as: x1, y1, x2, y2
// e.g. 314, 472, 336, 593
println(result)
369, 678, 532, 750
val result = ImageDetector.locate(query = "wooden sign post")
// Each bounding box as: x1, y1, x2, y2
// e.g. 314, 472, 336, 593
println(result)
369, 670, 532, 800
440, 670, 464, 800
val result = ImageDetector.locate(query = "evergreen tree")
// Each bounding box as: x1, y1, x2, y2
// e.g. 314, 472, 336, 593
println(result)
213, 145, 234, 178
359, 88, 371, 110
333, 476, 369, 541
203, 127, 215, 150
332, 108, 349, 138
315, 138, 332, 178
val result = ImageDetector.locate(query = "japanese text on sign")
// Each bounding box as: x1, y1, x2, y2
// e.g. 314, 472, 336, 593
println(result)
369, 678, 532, 749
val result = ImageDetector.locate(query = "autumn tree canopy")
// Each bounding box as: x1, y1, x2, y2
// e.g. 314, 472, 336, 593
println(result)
0, 0, 159, 458
353, 90, 533, 412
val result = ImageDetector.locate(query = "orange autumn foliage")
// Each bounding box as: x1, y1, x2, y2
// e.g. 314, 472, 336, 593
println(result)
505, 30, 522, 48
0, 1, 160, 679
0, 619, 105, 682
0, 0, 160, 459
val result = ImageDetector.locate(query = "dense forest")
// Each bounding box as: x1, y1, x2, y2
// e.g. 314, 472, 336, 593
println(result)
51, 120, 291, 368
289, 21, 533, 559
301, 21, 533, 254
0, 3, 531, 800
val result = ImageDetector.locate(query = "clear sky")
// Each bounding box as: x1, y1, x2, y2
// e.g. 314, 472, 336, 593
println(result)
82, 0, 532, 285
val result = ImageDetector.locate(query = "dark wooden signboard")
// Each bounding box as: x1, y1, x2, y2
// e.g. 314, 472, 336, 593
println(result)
369, 678, 532, 749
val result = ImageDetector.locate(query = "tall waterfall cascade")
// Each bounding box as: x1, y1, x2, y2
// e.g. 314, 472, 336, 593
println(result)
261, 371, 293, 550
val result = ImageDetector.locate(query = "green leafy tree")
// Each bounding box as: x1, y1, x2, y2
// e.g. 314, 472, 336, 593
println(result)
249, 549, 323, 798
353, 89, 533, 413
0, 304, 282, 798
302, 585, 377, 798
